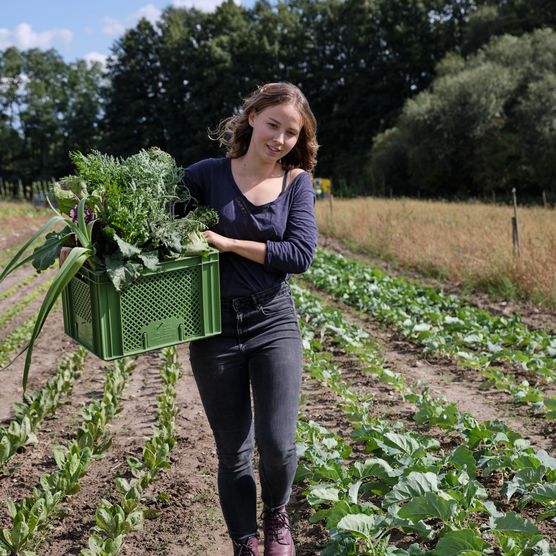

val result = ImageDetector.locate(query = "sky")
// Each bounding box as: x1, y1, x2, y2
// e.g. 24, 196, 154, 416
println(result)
0, 0, 255, 65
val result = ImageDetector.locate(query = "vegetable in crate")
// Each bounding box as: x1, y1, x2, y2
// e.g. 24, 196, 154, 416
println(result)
0, 147, 218, 390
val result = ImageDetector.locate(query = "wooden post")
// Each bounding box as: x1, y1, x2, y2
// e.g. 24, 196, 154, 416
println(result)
328, 186, 334, 233
542, 189, 548, 208
511, 187, 520, 257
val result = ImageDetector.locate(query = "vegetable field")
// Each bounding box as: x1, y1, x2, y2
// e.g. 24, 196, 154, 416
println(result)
1, 201, 556, 555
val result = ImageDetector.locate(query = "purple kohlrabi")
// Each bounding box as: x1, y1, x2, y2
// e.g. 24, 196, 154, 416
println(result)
69, 204, 95, 224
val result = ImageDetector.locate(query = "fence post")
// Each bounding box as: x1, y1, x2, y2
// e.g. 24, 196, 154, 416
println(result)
17, 179, 24, 201
328, 185, 334, 234
542, 189, 548, 208
511, 187, 520, 257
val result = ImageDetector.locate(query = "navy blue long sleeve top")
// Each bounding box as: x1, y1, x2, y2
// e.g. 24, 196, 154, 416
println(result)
183, 157, 318, 298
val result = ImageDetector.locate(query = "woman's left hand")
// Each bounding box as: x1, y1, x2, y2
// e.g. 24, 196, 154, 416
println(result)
203, 230, 233, 253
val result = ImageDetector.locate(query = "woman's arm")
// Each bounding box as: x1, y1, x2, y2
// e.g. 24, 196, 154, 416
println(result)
264, 176, 318, 274
203, 172, 318, 272
204, 230, 266, 265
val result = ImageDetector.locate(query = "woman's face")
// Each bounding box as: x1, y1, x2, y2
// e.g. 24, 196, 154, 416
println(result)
248, 103, 303, 164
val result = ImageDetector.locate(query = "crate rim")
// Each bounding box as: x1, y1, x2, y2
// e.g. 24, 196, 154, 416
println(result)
77, 248, 219, 284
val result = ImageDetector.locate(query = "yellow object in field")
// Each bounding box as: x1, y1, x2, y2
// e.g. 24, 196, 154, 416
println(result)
321, 178, 332, 193
313, 177, 332, 196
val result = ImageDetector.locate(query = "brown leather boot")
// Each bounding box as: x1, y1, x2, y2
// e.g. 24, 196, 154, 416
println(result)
233, 535, 260, 556
262, 506, 295, 556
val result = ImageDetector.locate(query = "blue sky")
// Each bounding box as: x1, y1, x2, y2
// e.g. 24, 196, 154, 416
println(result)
1, 1, 255, 65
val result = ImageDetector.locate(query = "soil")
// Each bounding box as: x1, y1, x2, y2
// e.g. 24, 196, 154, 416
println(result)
0, 211, 52, 253
0, 226, 555, 555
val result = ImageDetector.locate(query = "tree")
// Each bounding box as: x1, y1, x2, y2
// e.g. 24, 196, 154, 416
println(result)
463, 0, 556, 54
0, 47, 104, 183
369, 28, 556, 198
62, 59, 105, 168
102, 19, 166, 157
0, 47, 25, 180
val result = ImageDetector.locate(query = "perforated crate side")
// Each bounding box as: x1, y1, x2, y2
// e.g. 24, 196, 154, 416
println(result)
120, 264, 203, 353
62, 251, 221, 360
62, 273, 95, 351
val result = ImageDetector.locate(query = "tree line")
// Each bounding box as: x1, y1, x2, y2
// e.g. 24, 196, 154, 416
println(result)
0, 0, 554, 198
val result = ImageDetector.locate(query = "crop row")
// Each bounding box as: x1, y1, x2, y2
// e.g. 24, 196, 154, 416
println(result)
0, 244, 32, 270
81, 347, 180, 556
0, 278, 53, 330
304, 249, 556, 416
0, 294, 62, 369
293, 283, 556, 521
0, 274, 37, 305
0, 357, 136, 554
292, 283, 555, 554
0, 313, 43, 369
0, 206, 48, 219
0, 348, 87, 469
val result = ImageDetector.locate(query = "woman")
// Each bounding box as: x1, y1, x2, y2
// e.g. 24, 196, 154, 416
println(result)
184, 82, 318, 556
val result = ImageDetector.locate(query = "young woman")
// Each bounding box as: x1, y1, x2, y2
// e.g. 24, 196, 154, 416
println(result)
184, 82, 318, 556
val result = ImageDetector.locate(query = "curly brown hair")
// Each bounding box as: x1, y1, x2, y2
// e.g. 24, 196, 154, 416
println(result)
210, 82, 318, 174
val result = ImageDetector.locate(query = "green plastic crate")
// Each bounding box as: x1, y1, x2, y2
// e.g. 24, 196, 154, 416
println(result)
62, 250, 221, 359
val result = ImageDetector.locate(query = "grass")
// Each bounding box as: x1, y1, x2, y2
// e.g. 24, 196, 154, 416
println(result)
0, 199, 50, 218
316, 197, 556, 309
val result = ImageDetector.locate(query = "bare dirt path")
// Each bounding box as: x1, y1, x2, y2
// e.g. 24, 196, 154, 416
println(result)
0, 209, 52, 253
122, 344, 230, 555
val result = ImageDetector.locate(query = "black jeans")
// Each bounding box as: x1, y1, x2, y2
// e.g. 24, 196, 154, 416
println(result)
189, 282, 303, 541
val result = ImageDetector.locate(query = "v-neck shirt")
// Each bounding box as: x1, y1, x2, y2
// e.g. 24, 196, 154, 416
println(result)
183, 157, 318, 298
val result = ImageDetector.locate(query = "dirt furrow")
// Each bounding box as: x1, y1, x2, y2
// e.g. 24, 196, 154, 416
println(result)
301, 279, 556, 453
41, 351, 163, 555
0, 305, 77, 420
122, 344, 230, 555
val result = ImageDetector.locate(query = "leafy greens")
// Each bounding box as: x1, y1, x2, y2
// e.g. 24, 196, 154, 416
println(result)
44, 147, 218, 290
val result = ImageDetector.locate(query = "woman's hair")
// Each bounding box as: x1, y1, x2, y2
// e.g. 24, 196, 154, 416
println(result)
210, 82, 318, 173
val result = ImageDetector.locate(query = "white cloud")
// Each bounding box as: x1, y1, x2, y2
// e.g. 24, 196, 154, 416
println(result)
102, 4, 163, 37
83, 51, 108, 68
100, 0, 239, 40
133, 4, 163, 25
172, 0, 240, 11
102, 17, 126, 37
0, 23, 73, 50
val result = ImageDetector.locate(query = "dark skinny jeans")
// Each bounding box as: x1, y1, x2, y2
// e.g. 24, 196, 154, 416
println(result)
189, 282, 303, 541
